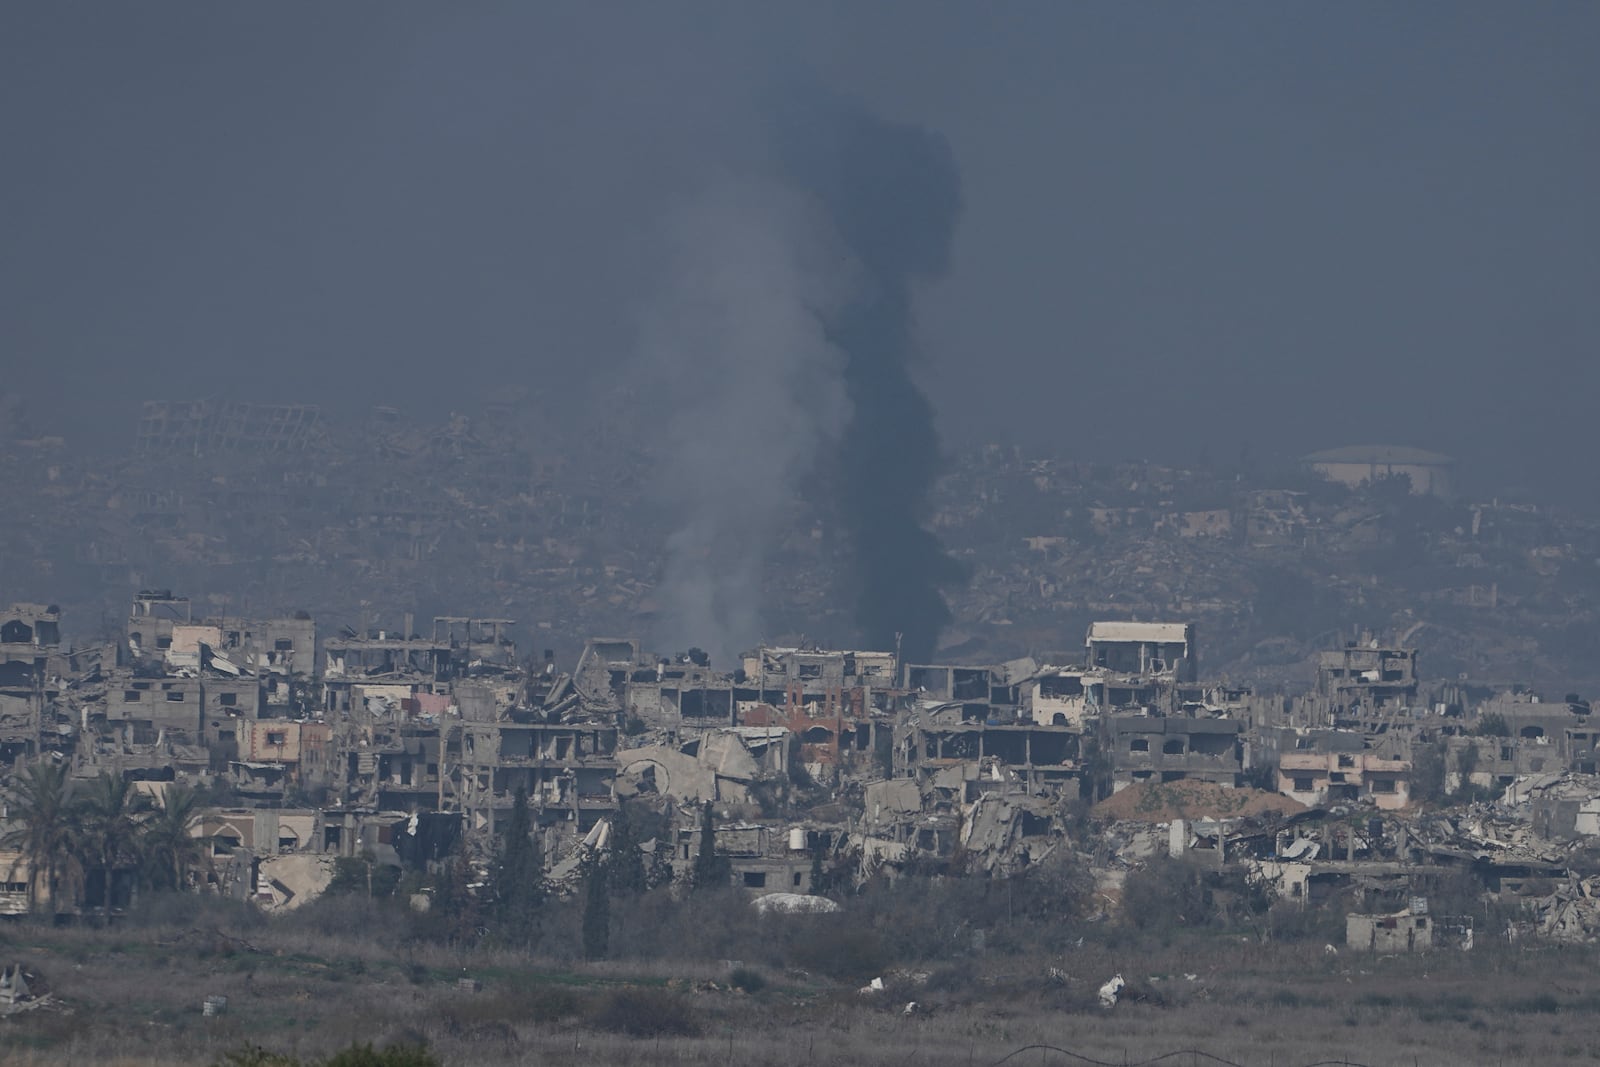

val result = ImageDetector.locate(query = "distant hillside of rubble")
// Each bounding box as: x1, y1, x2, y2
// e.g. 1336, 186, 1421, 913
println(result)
3, 404, 1599, 694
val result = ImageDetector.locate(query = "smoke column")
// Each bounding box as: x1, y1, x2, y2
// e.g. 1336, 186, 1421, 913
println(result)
768, 89, 967, 663
644, 180, 855, 667
646, 87, 965, 666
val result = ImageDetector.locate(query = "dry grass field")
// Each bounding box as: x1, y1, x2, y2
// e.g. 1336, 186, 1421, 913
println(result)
5, 895, 1600, 1067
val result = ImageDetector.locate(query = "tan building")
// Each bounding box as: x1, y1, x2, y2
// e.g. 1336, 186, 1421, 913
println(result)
1304, 445, 1455, 497
0, 851, 32, 916
1347, 909, 1433, 952
1278, 750, 1412, 810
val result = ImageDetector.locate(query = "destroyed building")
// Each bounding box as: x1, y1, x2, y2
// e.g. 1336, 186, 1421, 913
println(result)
449, 721, 618, 835
1278, 749, 1413, 811
1103, 715, 1245, 790
135, 399, 326, 455
1085, 621, 1197, 682
0, 604, 62, 764
1302, 638, 1421, 730
1347, 907, 1435, 952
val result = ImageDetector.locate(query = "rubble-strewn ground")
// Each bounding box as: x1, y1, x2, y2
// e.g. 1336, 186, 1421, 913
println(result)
1093, 781, 1307, 822
8, 901, 1600, 1067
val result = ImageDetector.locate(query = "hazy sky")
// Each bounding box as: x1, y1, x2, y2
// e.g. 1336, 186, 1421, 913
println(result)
4, 4, 1596, 498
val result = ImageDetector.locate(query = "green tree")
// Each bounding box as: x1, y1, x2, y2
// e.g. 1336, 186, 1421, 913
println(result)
327, 851, 399, 897
140, 782, 205, 891
582, 856, 611, 960
691, 801, 730, 892
424, 843, 484, 946
1474, 712, 1510, 737
78, 771, 149, 912
1121, 855, 1213, 933
493, 787, 544, 945
1409, 742, 1446, 806
606, 804, 647, 898
2, 759, 78, 913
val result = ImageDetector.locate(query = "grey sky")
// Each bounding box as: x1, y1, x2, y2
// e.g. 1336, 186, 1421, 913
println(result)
3, 4, 1596, 499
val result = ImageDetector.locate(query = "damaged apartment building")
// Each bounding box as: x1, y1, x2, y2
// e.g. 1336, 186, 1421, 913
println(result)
1296, 635, 1422, 731
578, 639, 899, 783
0, 604, 68, 765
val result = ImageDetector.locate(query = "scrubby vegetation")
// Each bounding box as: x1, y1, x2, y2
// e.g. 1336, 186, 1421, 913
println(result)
3, 845, 1599, 1067
2, 789, 1594, 1065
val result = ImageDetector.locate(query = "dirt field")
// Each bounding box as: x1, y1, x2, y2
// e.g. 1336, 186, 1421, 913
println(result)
4, 904, 1599, 1067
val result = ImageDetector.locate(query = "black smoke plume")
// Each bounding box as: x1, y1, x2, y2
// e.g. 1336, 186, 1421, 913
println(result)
768, 88, 968, 663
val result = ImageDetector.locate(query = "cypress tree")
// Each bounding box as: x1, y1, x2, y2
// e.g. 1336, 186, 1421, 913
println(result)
809, 842, 829, 897
494, 787, 544, 946
430, 843, 483, 946
582, 856, 610, 960
691, 800, 730, 892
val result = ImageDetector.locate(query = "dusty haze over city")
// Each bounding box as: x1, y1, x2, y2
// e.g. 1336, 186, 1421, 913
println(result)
4, 3, 1597, 500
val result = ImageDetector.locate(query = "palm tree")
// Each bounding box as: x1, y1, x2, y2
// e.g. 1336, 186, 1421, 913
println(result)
1, 760, 77, 914
140, 783, 204, 892
77, 772, 149, 913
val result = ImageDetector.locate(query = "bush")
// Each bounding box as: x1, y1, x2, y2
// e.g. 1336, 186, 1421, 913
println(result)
326, 853, 401, 898
324, 1046, 438, 1067
609, 886, 767, 964
1265, 901, 1344, 944
590, 988, 702, 1037
280, 893, 401, 943
1508, 993, 1560, 1015
128, 892, 266, 931
215, 1046, 437, 1067
1120, 857, 1212, 933
728, 967, 766, 993
216, 1050, 302, 1067
785, 916, 890, 983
